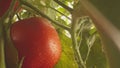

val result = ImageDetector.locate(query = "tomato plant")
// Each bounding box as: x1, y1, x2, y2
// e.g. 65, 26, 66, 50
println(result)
0, 0, 120, 68
10, 17, 61, 68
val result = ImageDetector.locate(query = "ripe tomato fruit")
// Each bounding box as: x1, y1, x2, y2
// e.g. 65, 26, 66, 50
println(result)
10, 17, 61, 68
0, 0, 19, 17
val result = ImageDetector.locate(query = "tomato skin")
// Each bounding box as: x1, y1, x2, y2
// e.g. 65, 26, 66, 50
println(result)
10, 17, 61, 68
0, 0, 19, 17
0, 0, 11, 17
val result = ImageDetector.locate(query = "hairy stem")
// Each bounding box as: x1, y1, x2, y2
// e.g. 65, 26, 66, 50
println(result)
54, 0, 73, 13
84, 35, 96, 64
18, 57, 24, 68
0, 0, 17, 68
0, 26, 6, 68
0, 0, 16, 23
34, 2, 71, 20
48, 6, 71, 20
71, 19, 86, 68
20, 0, 71, 31
16, 13, 21, 21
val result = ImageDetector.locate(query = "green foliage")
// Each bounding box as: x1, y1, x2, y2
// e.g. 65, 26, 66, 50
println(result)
55, 30, 78, 68
75, 18, 108, 68
86, 37, 108, 68
0, 0, 114, 68
82, 0, 120, 68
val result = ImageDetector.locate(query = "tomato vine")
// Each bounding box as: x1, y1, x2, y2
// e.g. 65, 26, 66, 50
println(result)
0, 0, 108, 68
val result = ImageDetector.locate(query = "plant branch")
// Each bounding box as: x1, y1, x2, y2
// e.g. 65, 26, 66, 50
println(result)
0, 29, 6, 68
6, 5, 21, 30
0, 12, 7, 68
34, 1, 71, 20
48, 6, 71, 20
16, 13, 21, 21
71, 19, 86, 68
84, 47, 90, 64
0, 0, 16, 23
0, 0, 17, 68
18, 57, 25, 68
71, 29, 86, 68
53, 0, 73, 13
78, 32, 83, 48
20, 0, 71, 31
84, 35, 96, 64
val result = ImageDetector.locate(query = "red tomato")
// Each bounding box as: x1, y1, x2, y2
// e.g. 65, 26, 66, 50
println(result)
0, 0, 19, 17
10, 17, 61, 68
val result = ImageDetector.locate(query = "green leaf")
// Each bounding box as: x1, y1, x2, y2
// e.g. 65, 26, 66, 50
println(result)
86, 37, 108, 68
79, 0, 120, 67
55, 30, 78, 68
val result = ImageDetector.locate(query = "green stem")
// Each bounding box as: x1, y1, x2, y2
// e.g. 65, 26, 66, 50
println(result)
48, 6, 71, 20
71, 20, 86, 68
53, 0, 73, 13
32, 1, 71, 20
16, 13, 21, 21
71, 31, 86, 68
78, 32, 82, 48
18, 57, 25, 68
84, 35, 96, 64
0, 27, 6, 68
0, 0, 16, 23
0, 14, 7, 68
0, 21, 8, 68
0, 0, 17, 68
84, 47, 90, 64
20, 0, 71, 31
7, 9, 19, 30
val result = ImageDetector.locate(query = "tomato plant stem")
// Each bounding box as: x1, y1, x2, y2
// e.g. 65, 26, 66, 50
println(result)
0, 35, 6, 68
0, 0, 16, 22
53, 0, 73, 13
0, 0, 17, 68
32, 2, 72, 20
0, 20, 6, 68
17, 57, 24, 68
20, 0, 71, 31
47, 6, 71, 20
71, 19, 86, 68
16, 13, 21, 21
